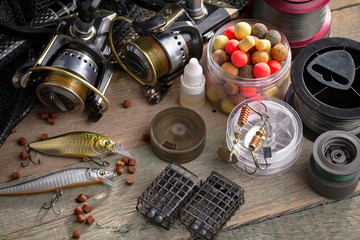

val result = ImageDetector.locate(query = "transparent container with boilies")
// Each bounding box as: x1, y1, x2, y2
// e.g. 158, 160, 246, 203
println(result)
204, 19, 292, 114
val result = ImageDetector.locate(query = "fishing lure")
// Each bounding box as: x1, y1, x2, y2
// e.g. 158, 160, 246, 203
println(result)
0, 168, 117, 214
24, 131, 132, 167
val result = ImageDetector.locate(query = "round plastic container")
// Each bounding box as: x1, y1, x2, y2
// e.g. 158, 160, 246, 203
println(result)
226, 97, 303, 178
204, 19, 292, 114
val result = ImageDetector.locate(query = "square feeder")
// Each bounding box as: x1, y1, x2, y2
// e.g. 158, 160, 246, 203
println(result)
180, 171, 244, 240
136, 163, 201, 230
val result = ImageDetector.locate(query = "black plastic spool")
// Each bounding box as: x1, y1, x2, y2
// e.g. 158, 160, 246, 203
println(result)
136, 163, 201, 230
179, 172, 244, 240
308, 130, 360, 200
287, 37, 360, 141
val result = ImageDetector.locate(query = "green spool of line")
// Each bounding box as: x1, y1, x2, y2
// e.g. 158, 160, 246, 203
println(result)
314, 162, 356, 182
308, 130, 360, 200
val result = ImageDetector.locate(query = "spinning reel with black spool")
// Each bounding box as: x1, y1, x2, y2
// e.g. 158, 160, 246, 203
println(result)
287, 37, 360, 141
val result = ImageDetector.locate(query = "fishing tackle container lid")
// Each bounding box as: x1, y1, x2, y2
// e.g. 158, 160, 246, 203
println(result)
287, 37, 360, 141
150, 107, 206, 163
251, 0, 331, 57
224, 96, 303, 178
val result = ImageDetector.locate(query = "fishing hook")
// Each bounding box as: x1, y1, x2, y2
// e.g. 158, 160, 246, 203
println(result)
83, 157, 110, 167
42, 189, 64, 215
22, 145, 41, 167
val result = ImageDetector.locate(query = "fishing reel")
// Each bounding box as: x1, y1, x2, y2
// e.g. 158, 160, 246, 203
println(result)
109, 0, 239, 104
12, 0, 115, 122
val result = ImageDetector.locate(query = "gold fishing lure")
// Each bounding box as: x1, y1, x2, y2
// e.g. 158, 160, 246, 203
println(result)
25, 132, 132, 167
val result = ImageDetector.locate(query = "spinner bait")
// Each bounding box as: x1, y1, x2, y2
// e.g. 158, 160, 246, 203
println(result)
0, 168, 117, 214
24, 132, 132, 167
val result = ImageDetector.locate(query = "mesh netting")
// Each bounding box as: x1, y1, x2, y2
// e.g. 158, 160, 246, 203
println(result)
0, 0, 248, 148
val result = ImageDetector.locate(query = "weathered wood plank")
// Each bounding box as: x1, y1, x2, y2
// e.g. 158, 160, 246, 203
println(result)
219, 193, 360, 239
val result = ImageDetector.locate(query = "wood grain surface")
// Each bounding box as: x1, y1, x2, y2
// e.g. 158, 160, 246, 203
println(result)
1, 0, 360, 239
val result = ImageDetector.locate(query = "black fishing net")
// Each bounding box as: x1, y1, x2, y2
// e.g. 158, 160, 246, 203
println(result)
0, 0, 248, 148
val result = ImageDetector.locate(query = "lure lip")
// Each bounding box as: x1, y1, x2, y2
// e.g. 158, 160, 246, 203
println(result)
113, 144, 133, 159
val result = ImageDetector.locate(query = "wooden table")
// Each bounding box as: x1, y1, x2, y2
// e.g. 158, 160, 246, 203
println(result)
1, 1, 359, 239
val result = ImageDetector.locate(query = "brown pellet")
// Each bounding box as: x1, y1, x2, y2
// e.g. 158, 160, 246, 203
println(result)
18, 137, 27, 146
76, 194, 88, 203
50, 111, 59, 119
82, 204, 91, 213
128, 166, 135, 174
74, 206, 83, 215
40, 133, 48, 140
123, 100, 131, 108
128, 158, 136, 166
76, 214, 86, 223
11, 128, 16, 134
116, 166, 124, 175
73, 229, 81, 239
20, 150, 28, 160
40, 112, 48, 120
12, 172, 20, 180
126, 177, 134, 186
116, 160, 125, 168
47, 117, 55, 125
122, 156, 129, 165
85, 215, 95, 225
142, 133, 150, 142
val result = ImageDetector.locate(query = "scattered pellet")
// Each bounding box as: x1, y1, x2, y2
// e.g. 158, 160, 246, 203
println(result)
40, 112, 48, 120
116, 166, 124, 175
122, 156, 129, 165
82, 204, 91, 213
123, 100, 131, 108
11, 128, 16, 134
12, 172, 20, 180
18, 137, 27, 146
128, 166, 136, 174
20, 150, 28, 160
76, 214, 86, 223
85, 215, 95, 225
74, 206, 83, 215
73, 229, 81, 239
126, 177, 134, 186
50, 111, 59, 119
47, 117, 55, 125
116, 160, 125, 168
142, 133, 150, 142
76, 194, 88, 203
128, 159, 136, 166
40, 133, 48, 140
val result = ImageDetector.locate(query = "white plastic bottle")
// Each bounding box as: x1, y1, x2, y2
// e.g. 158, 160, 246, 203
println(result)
180, 58, 205, 110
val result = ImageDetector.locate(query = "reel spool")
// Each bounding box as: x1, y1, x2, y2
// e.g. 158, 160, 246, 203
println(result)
251, 0, 331, 58
150, 107, 206, 163
218, 96, 303, 178
308, 130, 360, 200
287, 37, 360, 141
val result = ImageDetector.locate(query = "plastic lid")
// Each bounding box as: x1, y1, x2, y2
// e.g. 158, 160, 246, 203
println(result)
150, 107, 206, 163
264, 0, 329, 14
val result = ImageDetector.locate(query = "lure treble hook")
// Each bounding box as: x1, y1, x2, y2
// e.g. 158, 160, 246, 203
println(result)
22, 145, 41, 167
42, 189, 64, 215
83, 157, 110, 167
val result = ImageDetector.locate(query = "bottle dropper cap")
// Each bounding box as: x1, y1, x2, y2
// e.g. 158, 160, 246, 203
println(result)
182, 58, 204, 87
